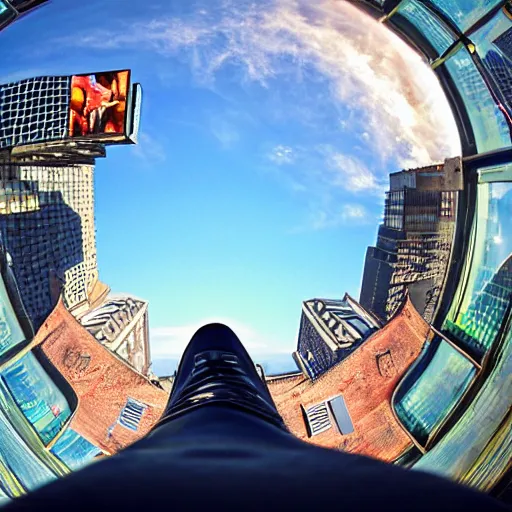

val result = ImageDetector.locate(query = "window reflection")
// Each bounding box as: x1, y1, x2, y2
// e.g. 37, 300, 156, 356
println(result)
0, 274, 25, 358
444, 178, 512, 360
0, 382, 57, 493
445, 46, 511, 152
473, 8, 512, 118
429, 0, 503, 33
394, 336, 477, 447
397, 0, 455, 56
51, 428, 101, 471
1, 353, 71, 445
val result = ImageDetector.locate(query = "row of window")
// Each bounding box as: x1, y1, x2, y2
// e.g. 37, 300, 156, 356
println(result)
302, 395, 354, 437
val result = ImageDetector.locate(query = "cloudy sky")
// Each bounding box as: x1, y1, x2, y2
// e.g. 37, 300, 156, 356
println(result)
0, 0, 460, 374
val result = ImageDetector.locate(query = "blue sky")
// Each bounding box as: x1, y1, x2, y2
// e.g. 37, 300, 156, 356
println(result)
0, 0, 460, 373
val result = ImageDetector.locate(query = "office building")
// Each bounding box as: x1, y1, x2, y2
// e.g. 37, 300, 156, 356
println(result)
360, 158, 461, 323
0, 161, 102, 330
293, 293, 381, 379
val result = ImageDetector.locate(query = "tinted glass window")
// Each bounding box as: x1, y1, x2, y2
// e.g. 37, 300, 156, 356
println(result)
444, 178, 512, 360
1, 353, 71, 445
51, 428, 101, 471
397, 0, 455, 56
445, 46, 511, 152
430, 0, 503, 32
394, 338, 477, 446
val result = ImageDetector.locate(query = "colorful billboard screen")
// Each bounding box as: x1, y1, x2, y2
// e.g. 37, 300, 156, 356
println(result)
69, 70, 130, 139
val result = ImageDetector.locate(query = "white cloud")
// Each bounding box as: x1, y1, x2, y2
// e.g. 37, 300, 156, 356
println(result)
268, 144, 295, 165
150, 317, 289, 358
290, 202, 369, 232
209, 117, 240, 148
132, 132, 167, 163
62, 0, 460, 169
326, 152, 384, 194
342, 203, 367, 220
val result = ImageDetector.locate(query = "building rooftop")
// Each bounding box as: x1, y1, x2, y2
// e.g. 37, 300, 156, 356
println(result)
35, 300, 167, 455
268, 294, 430, 462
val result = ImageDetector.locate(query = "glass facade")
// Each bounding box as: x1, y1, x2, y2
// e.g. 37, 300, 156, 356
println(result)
394, 337, 477, 447
445, 47, 511, 153
1, 353, 72, 445
473, 9, 512, 116
444, 175, 512, 360
397, 0, 455, 56
0, 274, 25, 358
0, 387, 57, 493
51, 428, 101, 471
429, 0, 503, 33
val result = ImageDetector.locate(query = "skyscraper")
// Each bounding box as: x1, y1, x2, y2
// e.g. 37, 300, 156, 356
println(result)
360, 158, 461, 323
0, 160, 103, 330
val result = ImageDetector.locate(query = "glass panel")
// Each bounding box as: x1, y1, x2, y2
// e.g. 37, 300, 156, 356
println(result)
397, 0, 455, 56
344, 317, 372, 337
473, 8, 512, 117
430, 0, 503, 32
444, 178, 512, 360
413, 323, 512, 488
328, 395, 354, 435
445, 46, 511, 152
394, 337, 477, 447
1, 353, 71, 445
51, 428, 101, 471
0, 275, 25, 358
0, 381, 57, 492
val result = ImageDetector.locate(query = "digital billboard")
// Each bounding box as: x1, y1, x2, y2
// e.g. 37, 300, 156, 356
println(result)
0, 69, 139, 150
69, 70, 130, 140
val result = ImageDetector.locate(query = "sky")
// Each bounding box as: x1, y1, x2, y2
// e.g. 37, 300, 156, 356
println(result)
0, 0, 461, 375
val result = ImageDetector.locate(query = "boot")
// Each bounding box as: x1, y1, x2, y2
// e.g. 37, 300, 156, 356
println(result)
153, 323, 288, 431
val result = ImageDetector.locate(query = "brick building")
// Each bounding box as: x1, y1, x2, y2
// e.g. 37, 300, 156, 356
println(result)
37, 300, 166, 455
268, 295, 430, 463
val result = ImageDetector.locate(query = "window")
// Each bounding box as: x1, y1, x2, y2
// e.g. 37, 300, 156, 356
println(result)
118, 397, 147, 431
473, 8, 512, 117
327, 395, 354, 435
345, 317, 372, 337
429, 0, 503, 33
303, 402, 331, 436
445, 47, 511, 153
443, 176, 512, 360
396, 0, 455, 57
51, 427, 101, 471
0, 273, 25, 358
303, 395, 354, 437
393, 337, 477, 447
1, 353, 71, 445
